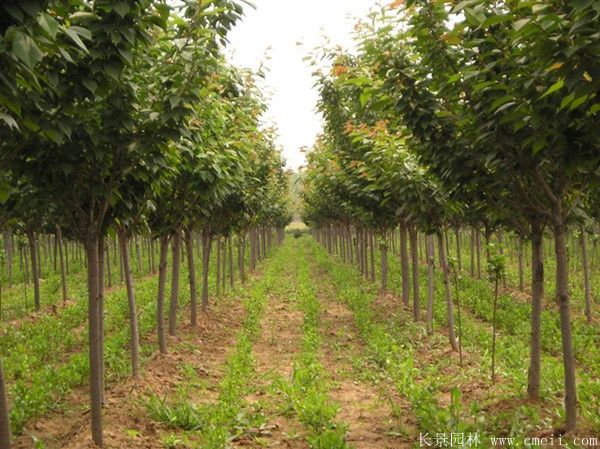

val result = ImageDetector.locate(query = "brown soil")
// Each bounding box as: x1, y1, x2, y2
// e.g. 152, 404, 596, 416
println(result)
13, 293, 247, 449
233, 264, 308, 449
312, 266, 414, 449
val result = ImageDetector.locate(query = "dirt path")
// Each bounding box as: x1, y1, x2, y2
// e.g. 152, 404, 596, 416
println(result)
233, 259, 308, 448
309, 259, 414, 448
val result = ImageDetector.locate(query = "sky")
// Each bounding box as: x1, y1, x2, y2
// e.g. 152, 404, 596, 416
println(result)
225, 0, 376, 171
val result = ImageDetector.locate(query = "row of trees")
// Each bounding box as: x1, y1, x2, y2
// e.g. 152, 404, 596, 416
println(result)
0, 0, 290, 446
302, 0, 599, 433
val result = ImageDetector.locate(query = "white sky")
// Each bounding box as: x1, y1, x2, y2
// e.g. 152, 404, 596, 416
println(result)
225, 0, 377, 170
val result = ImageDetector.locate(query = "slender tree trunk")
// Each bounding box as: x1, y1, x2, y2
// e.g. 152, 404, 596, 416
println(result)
527, 223, 544, 400
168, 231, 181, 336
201, 231, 212, 311
221, 238, 226, 293
150, 238, 155, 273
98, 239, 105, 403
0, 358, 11, 449
105, 237, 112, 288
228, 236, 234, 288
216, 238, 221, 297
400, 223, 410, 307
580, 228, 593, 324
84, 234, 103, 447
380, 235, 388, 292
438, 233, 458, 351
64, 238, 69, 276
2, 231, 12, 286
157, 235, 169, 354
184, 229, 198, 327
53, 233, 58, 273
476, 228, 482, 278
455, 227, 461, 272
409, 225, 420, 320
27, 230, 41, 310
238, 235, 246, 283
470, 227, 475, 277
56, 226, 68, 303
118, 230, 140, 378
518, 234, 525, 292
426, 234, 435, 334
491, 278, 499, 380
369, 231, 375, 282
553, 212, 577, 431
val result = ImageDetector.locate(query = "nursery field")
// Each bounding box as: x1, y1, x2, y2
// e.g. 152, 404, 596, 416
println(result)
2, 233, 598, 449
2, 0, 600, 448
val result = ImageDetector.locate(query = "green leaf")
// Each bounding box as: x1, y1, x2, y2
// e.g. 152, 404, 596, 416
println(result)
532, 139, 545, 154
481, 14, 510, 29
82, 79, 98, 94
559, 93, 574, 110
12, 31, 43, 69
589, 103, 600, 114
540, 79, 564, 98
37, 13, 59, 39
0, 112, 19, 130
113, 1, 131, 18
63, 27, 88, 51
569, 95, 588, 110
491, 95, 514, 110
104, 63, 123, 79
493, 101, 516, 115
156, 3, 171, 20
360, 90, 372, 107
117, 47, 133, 65
513, 18, 531, 31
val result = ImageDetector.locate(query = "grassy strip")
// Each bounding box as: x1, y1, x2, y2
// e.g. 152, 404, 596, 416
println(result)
308, 239, 468, 438
274, 239, 351, 449
147, 242, 285, 448
382, 250, 600, 435
5, 242, 227, 435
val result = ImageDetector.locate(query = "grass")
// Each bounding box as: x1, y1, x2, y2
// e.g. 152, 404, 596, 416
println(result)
274, 240, 351, 448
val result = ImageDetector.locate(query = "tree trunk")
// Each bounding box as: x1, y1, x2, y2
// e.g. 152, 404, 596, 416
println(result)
518, 234, 525, 292
157, 235, 169, 354
553, 213, 577, 431
228, 236, 234, 288
168, 231, 181, 336
400, 223, 410, 307
98, 239, 106, 403
216, 238, 221, 297
455, 227, 461, 273
527, 223, 544, 400
470, 227, 475, 277
27, 230, 41, 310
580, 228, 593, 324
0, 358, 11, 449
380, 235, 388, 292
184, 229, 198, 327
201, 231, 212, 312
118, 230, 140, 378
56, 226, 68, 303
105, 237, 112, 288
476, 227, 482, 278
2, 231, 12, 286
369, 231, 375, 282
438, 233, 458, 351
409, 225, 420, 320
426, 234, 435, 334
84, 235, 103, 447
238, 235, 246, 283
491, 278, 499, 380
